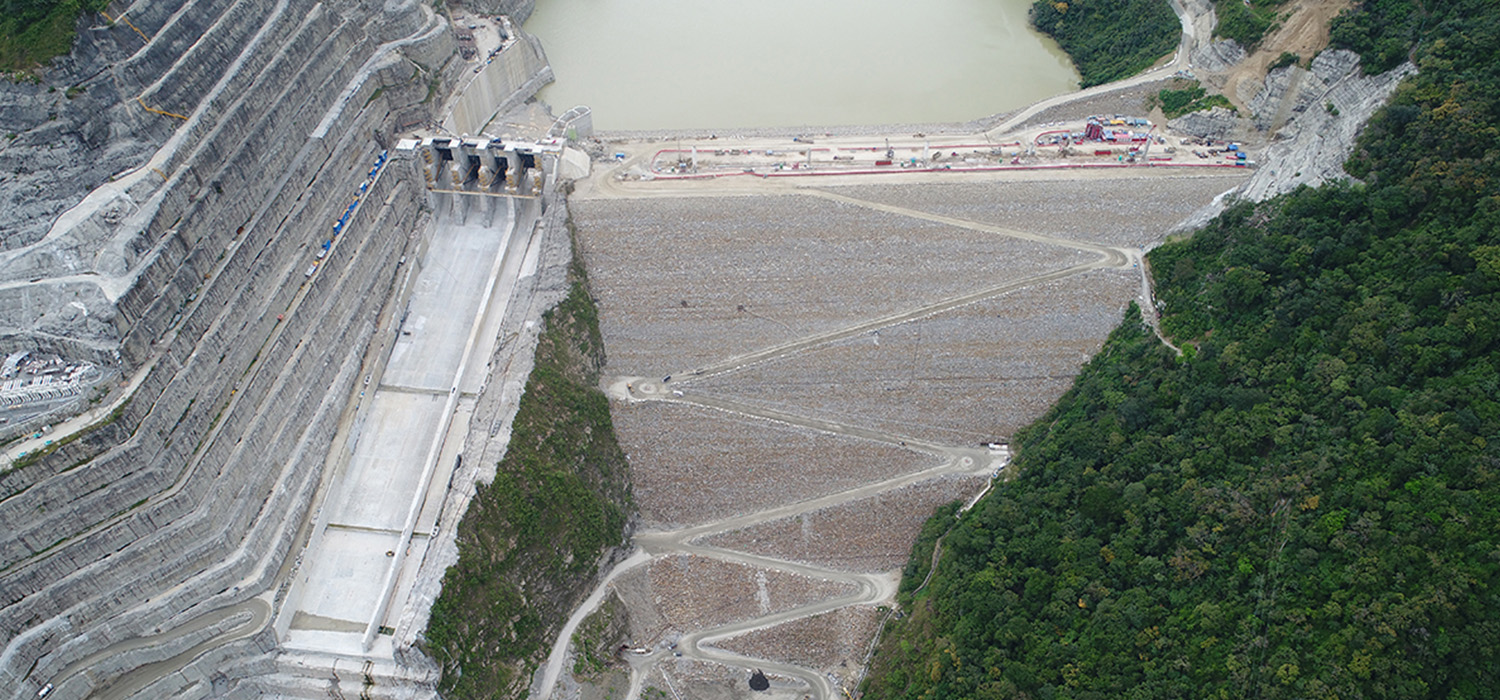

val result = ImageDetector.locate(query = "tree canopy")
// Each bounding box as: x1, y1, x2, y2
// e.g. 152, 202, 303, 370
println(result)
1029, 0, 1181, 88
0, 0, 105, 71
865, 1, 1500, 697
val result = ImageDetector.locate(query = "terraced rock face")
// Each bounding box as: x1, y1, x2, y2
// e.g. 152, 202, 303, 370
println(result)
1, 0, 440, 357
0, 0, 515, 695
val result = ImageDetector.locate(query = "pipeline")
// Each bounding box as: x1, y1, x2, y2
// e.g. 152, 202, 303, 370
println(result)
101, 10, 151, 45
136, 96, 189, 121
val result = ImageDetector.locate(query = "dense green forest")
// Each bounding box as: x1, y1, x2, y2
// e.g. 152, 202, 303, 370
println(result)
425, 247, 633, 699
1029, 0, 1180, 88
0, 0, 104, 71
865, 1, 1500, 697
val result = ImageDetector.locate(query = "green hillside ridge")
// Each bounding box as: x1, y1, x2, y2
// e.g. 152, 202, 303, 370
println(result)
865, 1, 1500, 697
1213, 0, 1291, 49
1, 0, 106, 72
425, 238, 633, 699
1150, 80, 1236, 118
1029, 0, 1181, 88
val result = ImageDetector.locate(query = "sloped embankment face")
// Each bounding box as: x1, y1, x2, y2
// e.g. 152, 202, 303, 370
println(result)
426, 249, 634, 699
564, 168, 1245, 696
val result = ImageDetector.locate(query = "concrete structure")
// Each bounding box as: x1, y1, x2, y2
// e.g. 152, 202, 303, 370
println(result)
412, 136, 559, 200
276, 188, 541, 657
445, 30, 553, 137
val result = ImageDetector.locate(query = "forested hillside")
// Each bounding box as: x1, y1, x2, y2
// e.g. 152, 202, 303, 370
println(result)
426, 250, 633, 699
1029, 0, 1180, 88
1212, 0, 1290, 49
1, 0, 105, 70
865, 1, 1500, 697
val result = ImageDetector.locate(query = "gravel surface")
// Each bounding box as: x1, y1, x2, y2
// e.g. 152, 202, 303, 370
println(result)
571, 195, 1088, 376
690, 269, 1140, 443
713, 605, 885, 677
647, 554, 858, 633
655, 659, 808, 699
1015, 79, 1180, 130
614, 401, 943, 527
577, 164, 1212, 690
612, 567, 668, 645
826, 173, 1247, 248
700, 474, 989, 573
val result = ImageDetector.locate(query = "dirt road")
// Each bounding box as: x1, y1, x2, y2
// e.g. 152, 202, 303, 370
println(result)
540, 181, 1185, 699
536, 1, 1232, 695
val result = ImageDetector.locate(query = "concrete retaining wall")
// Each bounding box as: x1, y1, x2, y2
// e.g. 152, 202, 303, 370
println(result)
446, 31, 552, 137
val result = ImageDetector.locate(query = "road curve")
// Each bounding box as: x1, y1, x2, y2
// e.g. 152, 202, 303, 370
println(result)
535, 550, 654, 700
984, 0, 1208, 138
551, 376, 1002, 700
62, 597, 272, 700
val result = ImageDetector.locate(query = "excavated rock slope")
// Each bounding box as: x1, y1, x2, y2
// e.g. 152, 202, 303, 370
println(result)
0, 0, 493, 695
1172, 49, 1415, 229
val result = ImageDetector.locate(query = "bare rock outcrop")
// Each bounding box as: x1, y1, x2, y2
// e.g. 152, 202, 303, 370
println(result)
0, 0, 515, 695
462, 0, 537, 23
1177, 49, 1416, 230
1236, 49, 1415, 201
0, 17, 161, 255
1168, 105, 1240, 140
1191, 38, 1246, 72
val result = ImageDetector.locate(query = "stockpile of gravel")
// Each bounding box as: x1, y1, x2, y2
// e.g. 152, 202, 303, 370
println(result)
1014, 79, 1179, 129
830, 173, 1247, 249
571, 195, 1086, 376
713, 605, 885, 675
646, 554, 857, 632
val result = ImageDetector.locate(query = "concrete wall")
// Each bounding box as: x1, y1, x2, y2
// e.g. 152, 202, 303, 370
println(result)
445, 31, 553, 137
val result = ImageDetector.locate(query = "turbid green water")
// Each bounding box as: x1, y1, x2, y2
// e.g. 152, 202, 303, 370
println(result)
524, 0, 1080, 131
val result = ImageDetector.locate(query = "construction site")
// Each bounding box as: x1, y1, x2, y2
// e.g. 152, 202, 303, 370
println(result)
636, 115, 1252, 180
0, 0, 1419, 696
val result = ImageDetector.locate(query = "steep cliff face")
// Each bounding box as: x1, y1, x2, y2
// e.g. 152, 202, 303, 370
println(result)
0, 0, 484, 695
1235, 49, 1414, 201
1171, 49, 1414, 230
0, 0, 450, 367
0, 11, 162, 254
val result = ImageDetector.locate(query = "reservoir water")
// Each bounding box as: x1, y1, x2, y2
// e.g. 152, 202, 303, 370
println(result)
523, 0, 1080, 131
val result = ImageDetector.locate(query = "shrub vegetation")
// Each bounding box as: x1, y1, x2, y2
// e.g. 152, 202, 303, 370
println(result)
0, 0, 106, 71
1212, 0, 1289, 49
426, 246, 632, 699
1029, 0, 1180, 88
1150, 81, 1235, 118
